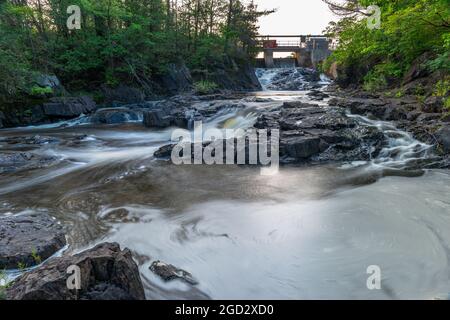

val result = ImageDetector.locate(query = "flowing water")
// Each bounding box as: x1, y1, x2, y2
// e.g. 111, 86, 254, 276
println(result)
1, 68, 450, 299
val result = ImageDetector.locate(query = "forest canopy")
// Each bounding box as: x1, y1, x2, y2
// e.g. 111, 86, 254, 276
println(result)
322, 0, 450, 90
0, 0, 272, 103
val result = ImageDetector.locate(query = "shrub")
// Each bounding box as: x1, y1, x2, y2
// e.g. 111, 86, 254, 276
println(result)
433, 79, 450, 97
30, 85, 53, 97
194, 80, 218, 95
363, 71, 387, 92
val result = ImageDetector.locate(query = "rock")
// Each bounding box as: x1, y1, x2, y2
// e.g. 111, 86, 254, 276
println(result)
102, 85, 146, 104
0, 111, 4, 128
0, 152, 59, 174
150, 260, 198, 285
407, 111, 422, 121
416, 113, 442, 122
402, 52, 432, 84
436, 126, 450, 153
307, 90, 329, 101
35, 74, 61, 89
421, 96, 444, 113
154, 144, 175, 158
160, 63, 193, 94
4, 135, 59, 146
42, 96, 96, 118
256, 101, 386, 163
264, 68, 320, 91
6, 242, 145, 300
383, 105, 409, 121
0, 213, 66, 270
90, 108, 142, 124
204, 59, 262, 91
143, 109, 174, 128
282, 136, 322, 159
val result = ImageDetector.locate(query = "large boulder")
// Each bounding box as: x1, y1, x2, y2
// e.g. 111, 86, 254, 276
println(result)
143, 109, 174, 128
6, 242, 145, 300
281, 136, 322, 159
0, 213, 66, 270
42, 96, 96, 118
421, 96, 444, 113
90, 108, 142, 124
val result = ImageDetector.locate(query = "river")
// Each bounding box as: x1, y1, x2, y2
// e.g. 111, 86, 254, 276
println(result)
1, 68, 449, 299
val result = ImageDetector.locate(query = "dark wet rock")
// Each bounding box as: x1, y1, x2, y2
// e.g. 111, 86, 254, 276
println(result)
281, 136, 322, 159
255, 102, 386, 164
154, 144, 175, 158
264, 68, 321, 91
0, 213, 66, 270
201, 59, 262, 91
421, 96, 444, 113
160, 63, 193, 94
307, 90, 330, 101
4, 135, 59, 146
406, 111, 422, 121
6, 242, 145, 300
329, 97, 388, 119
416, 113, 442, 122
383, 105, 409, 121
150, 260, 198, 285
143, 109, 174, 128
0, 152, 59, 174
437, 126, 450, 153
42, 96, 96, 118
102, 85, 146, 104
0, 111, 5, 128
90, 108, 142, 124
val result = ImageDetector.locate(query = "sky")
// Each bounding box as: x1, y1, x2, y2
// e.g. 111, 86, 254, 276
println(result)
254, 0, 337, 35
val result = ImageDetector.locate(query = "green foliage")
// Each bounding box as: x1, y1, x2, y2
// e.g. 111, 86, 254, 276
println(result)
17, 262, 26, 271
324, 0, 450, 87
30, 86, 53, 97
31, 248, 42, 265
444, 97, 450, 109
433, 79, 450, 97
194, 80, 218, 95
363, 70, 388, 92
0, 0, 272, 100
0, 270, 7, 300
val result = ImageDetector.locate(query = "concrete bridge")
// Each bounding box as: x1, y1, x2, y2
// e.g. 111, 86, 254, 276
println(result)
256, 35, 332, 68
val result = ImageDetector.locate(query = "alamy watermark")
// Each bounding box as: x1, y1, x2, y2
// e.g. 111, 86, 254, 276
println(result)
366, 5, 381, 30
67, 5, 81, 30
366, 265, 382, 290
170, 121, 280, 176
67, 265, 81, 290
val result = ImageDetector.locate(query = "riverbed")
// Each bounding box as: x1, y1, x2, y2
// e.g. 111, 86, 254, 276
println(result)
1, 68, 449, 299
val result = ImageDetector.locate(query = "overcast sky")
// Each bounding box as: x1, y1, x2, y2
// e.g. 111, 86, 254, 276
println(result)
254, 0, 337, 35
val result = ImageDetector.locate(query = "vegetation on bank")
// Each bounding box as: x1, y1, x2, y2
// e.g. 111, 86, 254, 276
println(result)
322, 0, 449, 93
0, 0, 272, 108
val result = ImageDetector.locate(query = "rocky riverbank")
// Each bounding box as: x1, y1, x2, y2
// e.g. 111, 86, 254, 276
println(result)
0, 213, 202, 300
328, 87, 450, 168
0, 59, 261, 129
